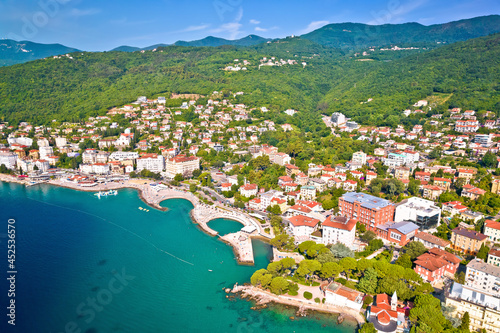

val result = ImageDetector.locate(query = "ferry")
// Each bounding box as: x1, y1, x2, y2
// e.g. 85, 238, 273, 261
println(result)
94, 190, 118, 198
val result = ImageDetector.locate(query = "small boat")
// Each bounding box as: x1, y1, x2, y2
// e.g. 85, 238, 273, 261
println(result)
139, 207, 144, 210
208, 269, 213, 272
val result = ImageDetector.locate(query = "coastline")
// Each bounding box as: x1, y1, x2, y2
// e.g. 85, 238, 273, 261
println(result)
232, 284, 364, 327
0, 175, 266, 265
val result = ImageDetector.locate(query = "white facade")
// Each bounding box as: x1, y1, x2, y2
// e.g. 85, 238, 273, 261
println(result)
465, 259, 500, 297
39, 146, 54, 160
8, 137, 33, 147
34, 159, 50, 172
0, 149, 18, 169
136, 154, 165, 173
92, 163, 110, 175
300, 186, 316, 200
394, 197, 441, 229
164, 155, 200, 177
55, 137, 67, 148
109, 151, 139, 161
321, 216, 356, 246
351, 151, 367, 165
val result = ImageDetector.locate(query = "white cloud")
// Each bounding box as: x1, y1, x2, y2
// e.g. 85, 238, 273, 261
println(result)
181, 24, 210, 32
249, 19, 260, 25
210, 7, 244, 40
69, 8, 101, 17
366, 0, 429, 25
299, 20, 330, 34
255, 26, 267, 32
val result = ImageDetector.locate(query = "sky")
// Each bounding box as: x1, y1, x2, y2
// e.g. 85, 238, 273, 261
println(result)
0, 0, 499, 51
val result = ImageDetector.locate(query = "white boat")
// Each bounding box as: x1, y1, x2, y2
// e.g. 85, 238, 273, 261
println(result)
95, 190, 118, 198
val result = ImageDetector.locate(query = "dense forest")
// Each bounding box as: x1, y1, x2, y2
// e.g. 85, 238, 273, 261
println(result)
0, 31, 499, 127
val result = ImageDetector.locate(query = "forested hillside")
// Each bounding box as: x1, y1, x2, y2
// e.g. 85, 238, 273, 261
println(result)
0, 32, 499, 127
301, 15, 500, 50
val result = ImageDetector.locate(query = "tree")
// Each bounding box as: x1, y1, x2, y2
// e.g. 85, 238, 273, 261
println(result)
296, 260, 322, 278
339, 257, 357, 278
266, 204, 282, 215
298, 240, 316, 254
403, 241, 427, 260
270, 234, 293, 251
269, 276, 289, 295
395, 254, 413, 269
189, 183, 197, 193
359, 323, 377, 333
410, 294, 450, 333
250, 269, 272, 288
319, 262, 341, 279
458, 312, 470, 331
174, 173, 184, 182
316, 251, 337, 264
357, 267, 378, 294
481, 152, 497, 168
360, 230, 377, 243
455, 271, 465, 284
330, 242, 354, 258
477, 243, 490, 260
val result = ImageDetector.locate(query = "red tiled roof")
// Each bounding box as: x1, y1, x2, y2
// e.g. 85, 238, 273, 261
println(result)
485, 220, 500, 231
288, 215, 320, 227
322, 216, 357, 231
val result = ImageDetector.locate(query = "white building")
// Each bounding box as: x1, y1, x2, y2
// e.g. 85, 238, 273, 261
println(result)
485, 220, 500, 242
465, 259, 500, 297
109, 151, 139, 161
136, 154, 165, 173
321, 215, 357, 247
82, 149, 97, 164
92, 163, 110, 175
39, 146, 54, 160
55, 137, 67, 148
394, 197, 441, 229
34, 159, 50, 172
325, 282, 363, 311
8, 136, 33, 147
287, 215, 320, 237
351, 151, 367, 165
300, 185, 316, 200
164, 155, 200, 178
331, 112, 346, 127
239, 184, 258, 198
0, 149, 18, 169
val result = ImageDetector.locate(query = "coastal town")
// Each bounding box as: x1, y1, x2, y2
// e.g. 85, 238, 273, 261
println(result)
1, 92, 500, 333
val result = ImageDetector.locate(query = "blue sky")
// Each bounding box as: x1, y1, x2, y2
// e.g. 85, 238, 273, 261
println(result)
0, 0, 499, 51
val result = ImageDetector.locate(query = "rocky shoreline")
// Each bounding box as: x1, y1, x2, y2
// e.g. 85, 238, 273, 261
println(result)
229, 284, 364, 327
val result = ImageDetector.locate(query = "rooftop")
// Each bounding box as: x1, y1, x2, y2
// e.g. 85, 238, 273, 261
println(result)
341, 192, 393, 210
377, 221, 419, 235
467, 259, 500, 278
452, 227, 488, 241
415, 231, 450, 247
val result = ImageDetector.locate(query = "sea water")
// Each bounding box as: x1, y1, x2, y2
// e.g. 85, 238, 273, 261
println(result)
0, 182, 356, 333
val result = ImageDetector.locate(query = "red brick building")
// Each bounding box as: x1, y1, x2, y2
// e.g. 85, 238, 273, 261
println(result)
338, 192, 395, 231
414, 248, 461, 283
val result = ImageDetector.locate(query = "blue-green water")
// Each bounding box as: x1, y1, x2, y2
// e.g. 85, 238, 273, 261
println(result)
0, 182, 356, 333
208, 218, 244, 236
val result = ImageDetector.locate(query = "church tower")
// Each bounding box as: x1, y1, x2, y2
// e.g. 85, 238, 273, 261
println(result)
391, 291, 398, 311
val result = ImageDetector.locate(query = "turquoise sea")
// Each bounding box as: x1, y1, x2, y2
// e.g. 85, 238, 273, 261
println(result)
0, 182, 356, 333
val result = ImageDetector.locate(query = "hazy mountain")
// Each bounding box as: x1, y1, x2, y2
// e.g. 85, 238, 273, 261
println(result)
174, 35, 270, 47
300, 15, 500, 50
0, 39, 80, 66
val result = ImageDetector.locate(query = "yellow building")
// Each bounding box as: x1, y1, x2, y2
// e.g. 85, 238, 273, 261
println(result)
450, 227, 488, 255
492, 177, 500, 195
446, 283, 500, 333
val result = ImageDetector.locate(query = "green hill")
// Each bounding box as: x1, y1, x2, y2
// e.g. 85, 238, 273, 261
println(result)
0, 33, 499, 127
301, 15, 500, 50
0, 39, 80, 67
174, 35, 270, 47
